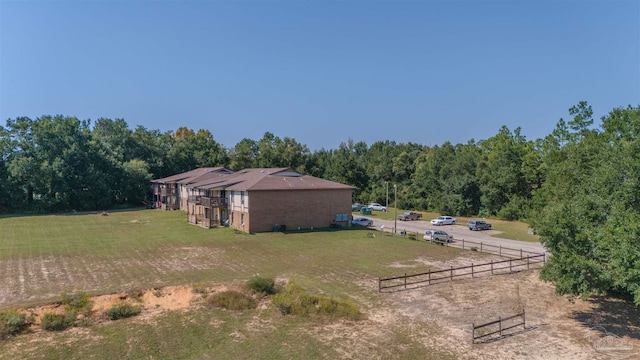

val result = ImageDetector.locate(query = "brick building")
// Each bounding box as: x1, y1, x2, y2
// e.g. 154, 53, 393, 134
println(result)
152, 168, 354, 233
151, 167, 233, 210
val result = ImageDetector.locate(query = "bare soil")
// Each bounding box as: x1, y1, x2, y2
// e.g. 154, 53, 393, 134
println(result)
4, 254, 640, 359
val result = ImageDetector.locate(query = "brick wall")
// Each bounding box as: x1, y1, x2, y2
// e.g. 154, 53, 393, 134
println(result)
227, 189, 352, 233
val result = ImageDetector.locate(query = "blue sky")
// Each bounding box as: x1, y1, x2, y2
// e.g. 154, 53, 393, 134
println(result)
1, 1, 638, 151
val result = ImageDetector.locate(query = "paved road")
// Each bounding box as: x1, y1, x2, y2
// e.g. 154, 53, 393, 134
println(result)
364, 216, 547, 256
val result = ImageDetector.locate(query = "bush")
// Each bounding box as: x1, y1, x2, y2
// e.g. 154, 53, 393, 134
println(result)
0, 310, 32, 339
40, 312, 75, 331
192, 282, 209, 294
247, 276, 276, 295
105, 302, 142, 320
272, 283, 362, 320
61, 291, 93, 316
206, 291, 256, 311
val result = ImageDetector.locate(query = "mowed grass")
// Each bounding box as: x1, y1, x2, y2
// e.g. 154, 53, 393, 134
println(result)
0, 209, 465, 308
0, 210, 464, 359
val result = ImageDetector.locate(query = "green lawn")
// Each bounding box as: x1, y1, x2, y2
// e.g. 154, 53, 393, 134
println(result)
0, 210, 466, 360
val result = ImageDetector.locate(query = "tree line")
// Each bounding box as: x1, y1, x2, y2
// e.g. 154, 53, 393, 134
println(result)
1, 102, 640, 304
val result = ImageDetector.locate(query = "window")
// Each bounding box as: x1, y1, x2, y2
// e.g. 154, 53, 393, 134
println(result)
241, 214, 245, 226
241, 191, 245, 204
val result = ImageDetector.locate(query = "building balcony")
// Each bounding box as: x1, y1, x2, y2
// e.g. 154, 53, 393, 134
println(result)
188, 195, 202, 205
201, 197, 227, 208
158, 188, 178, 197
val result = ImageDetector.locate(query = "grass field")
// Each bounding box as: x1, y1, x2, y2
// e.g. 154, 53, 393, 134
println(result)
0, 209, 473, 360
1, 210, 631, 360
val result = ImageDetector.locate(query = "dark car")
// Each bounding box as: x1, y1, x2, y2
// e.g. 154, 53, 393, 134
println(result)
468, 220, 492, 231
352, 203, 364, 212
398, 211, 423, 221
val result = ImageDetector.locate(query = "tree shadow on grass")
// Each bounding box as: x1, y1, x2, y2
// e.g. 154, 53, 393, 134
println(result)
572, 295, 640, 340
0, 207, 150, 219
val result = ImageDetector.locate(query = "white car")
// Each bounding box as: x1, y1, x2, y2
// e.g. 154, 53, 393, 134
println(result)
424, 229, 454, 242
430, 216, 457, 226
367, 203, 388, 212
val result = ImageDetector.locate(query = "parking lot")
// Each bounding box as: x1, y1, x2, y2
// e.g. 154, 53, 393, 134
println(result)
364, 217, 546, 256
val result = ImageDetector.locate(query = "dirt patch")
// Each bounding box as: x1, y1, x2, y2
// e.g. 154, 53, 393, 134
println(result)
305, 253, 640, 360
363, 267, 639, 359
4, 253, 640, 359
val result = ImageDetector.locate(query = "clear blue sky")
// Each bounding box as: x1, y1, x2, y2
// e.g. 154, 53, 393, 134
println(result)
1, 1, 638, 151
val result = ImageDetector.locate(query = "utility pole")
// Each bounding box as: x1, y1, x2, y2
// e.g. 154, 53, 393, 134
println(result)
393, 184, 397, 234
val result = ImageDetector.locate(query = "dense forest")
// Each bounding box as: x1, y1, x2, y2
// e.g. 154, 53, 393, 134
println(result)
1, 102, 640, 305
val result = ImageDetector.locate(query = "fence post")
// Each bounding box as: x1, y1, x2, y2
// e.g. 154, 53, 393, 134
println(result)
472, 323, 475, 344
520, 249, 523, 258
428, 269, 431, 285
480, 242, 483, 252
462, 238, 465, 250
523, 309, 526, 329
499, 245, 502, 257
404, 273, 407, 289
527, 256, 530, 269
491, 260, 493, 275
471, 263, 474, 278
499, 316, 502, 336
378, 277, 381, 293
509, 259, 512, 272
450, 266, 453, 281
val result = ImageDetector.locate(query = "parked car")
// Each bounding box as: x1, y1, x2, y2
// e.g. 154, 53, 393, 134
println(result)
352, 203, 364, 212
468, 220, 492, 231
424, 229, 453, 242
367, 203, 388, 212
352, 217, 373, 227
430, 216, 457, 226
398, 211, 423, 221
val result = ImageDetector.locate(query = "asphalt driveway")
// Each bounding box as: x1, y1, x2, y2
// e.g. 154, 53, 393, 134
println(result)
366, 217, 547, 256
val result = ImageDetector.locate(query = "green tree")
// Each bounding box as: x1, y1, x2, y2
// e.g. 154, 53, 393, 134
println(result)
531, 103, 640, 305
477, 126, 532, 219
324, 139, 369, 201
229, 138, 258, 170
167, 128, 229, 173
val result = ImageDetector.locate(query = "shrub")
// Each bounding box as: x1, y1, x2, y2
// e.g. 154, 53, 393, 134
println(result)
192, 282, 209, 294
0, 310, 32, 339
61, 291, 93, 316
247, 276, 276, 295
105, 302, 142, 320
125, 288, 145, 301
317, 297, 362, 320
40, 312, 75, 331
206, 291, 256, 311
272, 283, 362, 320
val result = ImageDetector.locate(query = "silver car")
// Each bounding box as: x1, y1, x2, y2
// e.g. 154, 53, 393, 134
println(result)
352, 217, 373, 227
424, 229, 454, 242
367, 203, 388, 212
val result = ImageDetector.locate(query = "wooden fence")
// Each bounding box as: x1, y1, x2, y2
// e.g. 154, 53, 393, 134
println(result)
448, 238, 543, 258
380, 227, 545, 260
378, 253, 545, 292
472, 310, 526, 344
